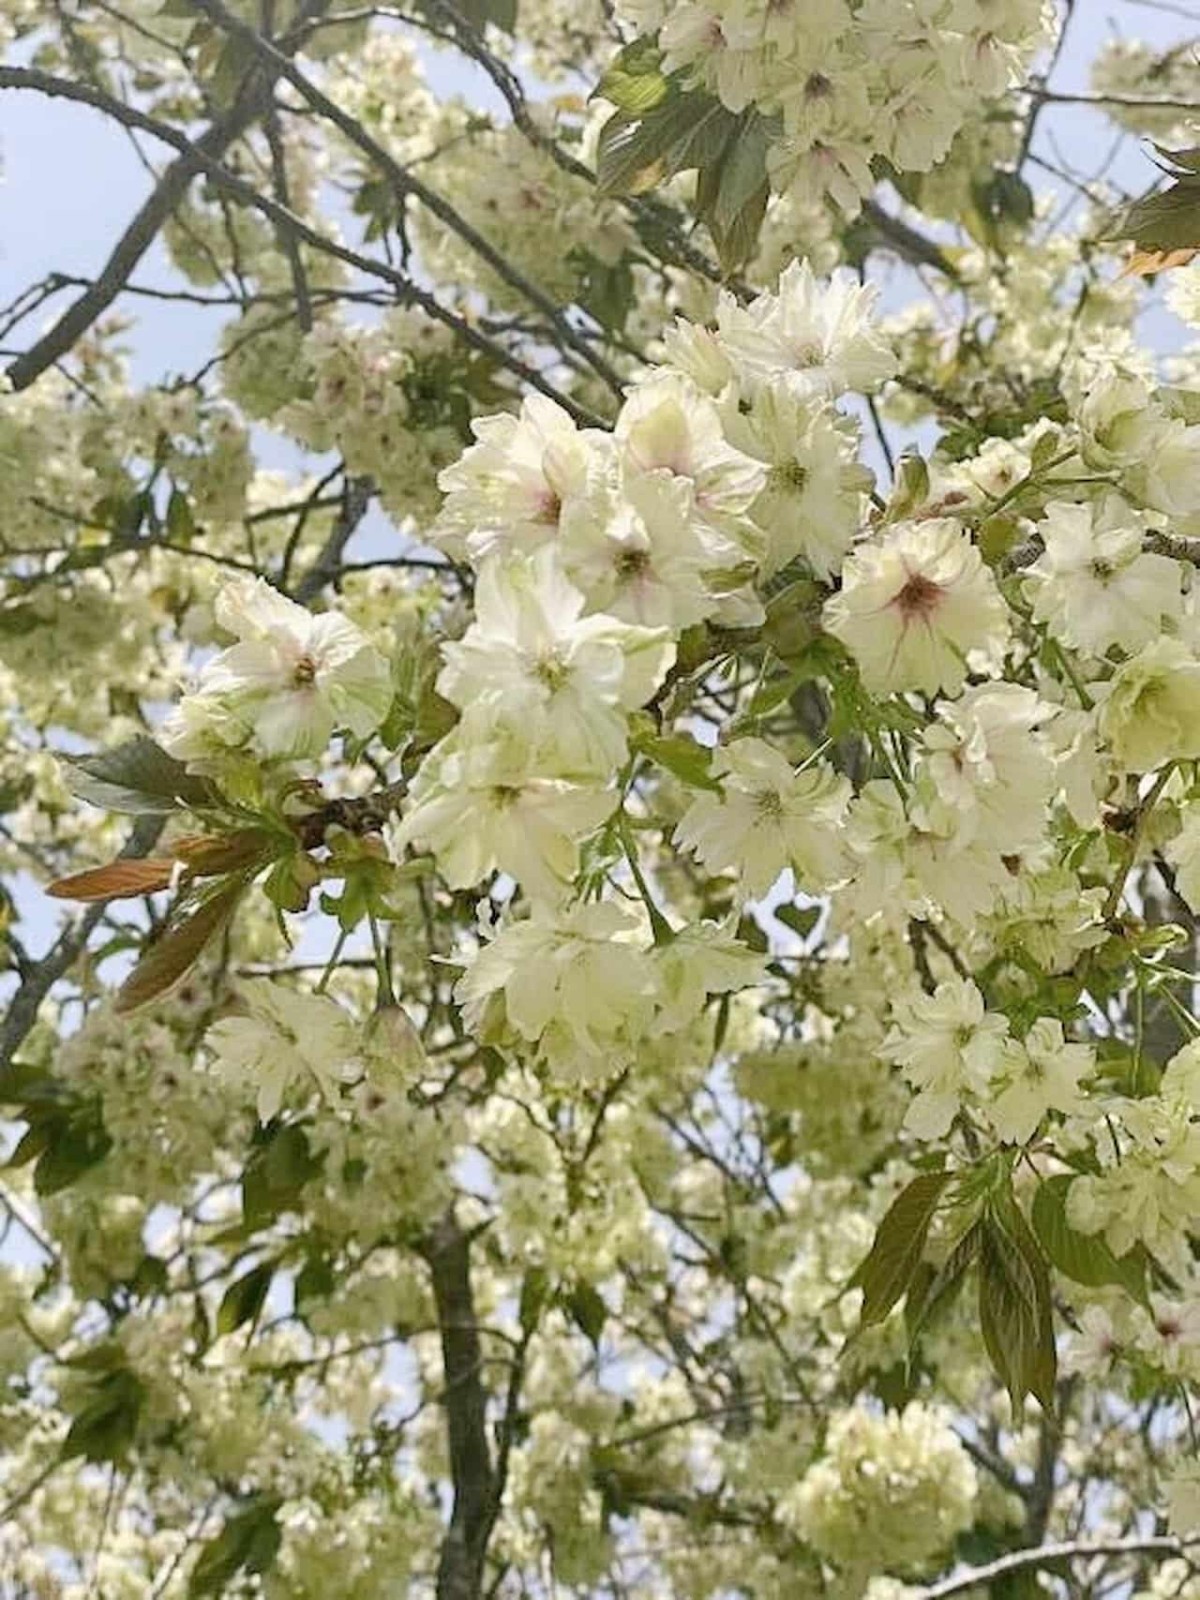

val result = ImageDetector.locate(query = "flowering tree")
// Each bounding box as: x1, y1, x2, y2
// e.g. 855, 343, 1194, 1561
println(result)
9, 0, 1200, 1594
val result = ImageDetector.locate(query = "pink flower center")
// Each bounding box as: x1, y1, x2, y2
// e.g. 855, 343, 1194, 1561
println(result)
535, 488, 562, 526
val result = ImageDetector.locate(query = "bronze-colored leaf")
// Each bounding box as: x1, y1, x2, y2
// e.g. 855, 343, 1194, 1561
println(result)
114, 879, 245, 1014
47, 830, 274, 903
171, 829, 276, 877
47, 860, 179, 902
1122, 246, 1200, 278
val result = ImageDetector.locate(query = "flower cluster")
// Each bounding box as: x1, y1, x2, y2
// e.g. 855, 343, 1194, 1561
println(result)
780, 1402, 978, 1574
613, 0, 1054, 212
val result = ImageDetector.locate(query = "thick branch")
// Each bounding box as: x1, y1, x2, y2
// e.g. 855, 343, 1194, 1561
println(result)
0, 813, 164, 1073
294, 473, 373, 602
860, 200, 961, 281
919, 1537, 1200, 1600
422, 1212, 497, 1600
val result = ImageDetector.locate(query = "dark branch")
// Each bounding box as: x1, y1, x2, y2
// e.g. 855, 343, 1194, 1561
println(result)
1, 3, 327, 392
422, 1212, 497, 1600
0, 67, 606, 427
187, 0, 627, 400
0, 813, 164, 1074
860, 199, 961, 280
294, 473, 374, 602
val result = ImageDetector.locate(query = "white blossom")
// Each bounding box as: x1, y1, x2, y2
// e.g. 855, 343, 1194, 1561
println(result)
1025, 497, 1182, 656
675, 738, 850, 899
824, 518, 1009, 696
436, 547, 674, 775
716, 260, 896, 402
162, 576, 392, 763
206, 981, 361, 1122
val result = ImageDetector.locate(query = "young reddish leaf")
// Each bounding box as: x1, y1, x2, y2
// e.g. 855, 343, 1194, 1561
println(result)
171, 829, 277, 877
47, 860, 179, 901
114, 879, 245, 1014
48, 831, 273, 903
1121, 246, 1200, 278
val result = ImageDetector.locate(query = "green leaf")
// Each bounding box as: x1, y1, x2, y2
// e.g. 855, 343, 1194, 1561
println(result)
166, 486, 197, 544
641, 733, 721, 791
849, 1171, 952, 1329
34, 1108, 112, 1196
188, 1497, 283, 1597
216, 1261, 274, 1337
1118, 178, 1200, 252
740, 663, 811, 719
63, 736, 216, 815
981, 168, 1034, 226
1154, 142, 1200, 176
885, 451, 930, 523
115, 878, 246, 1014
595, 91, 733, 198
295, 1254, 335, 1312
978, 1206, 1056, 1413
0, 603, 44, 638
434, 0, 518, 32
519, 1266, 549, 1337
700, 108, 771, 272
571, 248, 635, 332
595, 36, 668, 115
567, 1281, 607, 1348
62, 1368, 144, 1464
774, 902, 821, 940
130, 1254, 169, 1295
1031, 1176, 1149, 1306
905, 1221, 982, 1349
709, 176, 768, 274
242, 1124, 319, 1227
7, 1121, 52, 1169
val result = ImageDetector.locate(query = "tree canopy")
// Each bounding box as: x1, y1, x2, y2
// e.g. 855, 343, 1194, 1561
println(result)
5, 1, 1200, 1596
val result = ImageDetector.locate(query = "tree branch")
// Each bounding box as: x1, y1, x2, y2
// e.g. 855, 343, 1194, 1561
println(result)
412, 0, 729, 293
0, 812, 164, 1074
186, 0, 627, 400
860, 199, 961, 281
0, 67, 606, 427
421, 1212, 497, 1600
1, 3, 327, 393
919, 1537, 1200, 1600
293, 473, 373, 602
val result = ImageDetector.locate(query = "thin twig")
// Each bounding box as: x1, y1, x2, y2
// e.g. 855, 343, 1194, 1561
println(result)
187, 0, 627, 400
1, 2, 328, 392
0, 66, 606, 428
0, 813, 164, 1074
